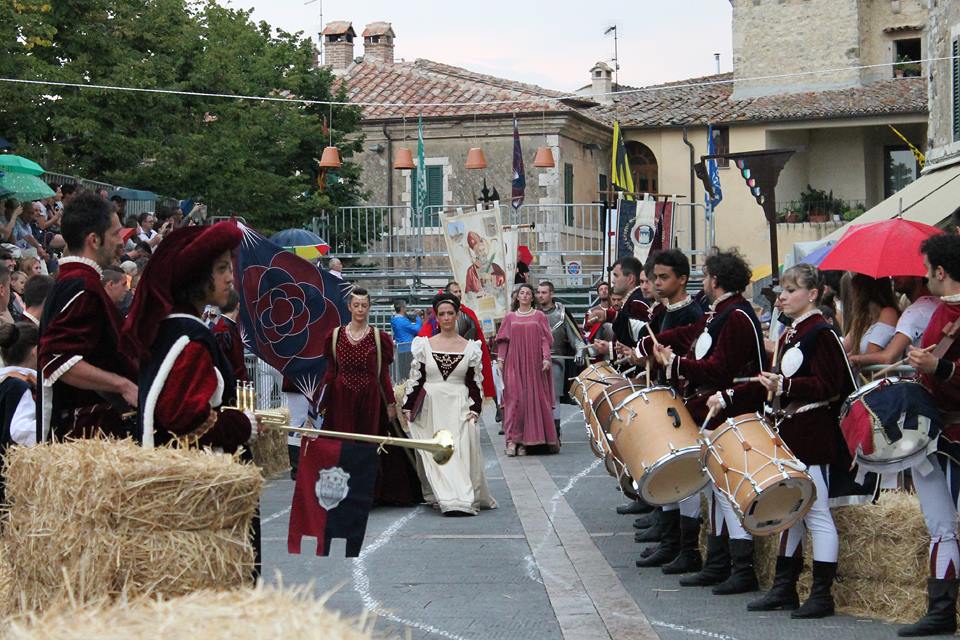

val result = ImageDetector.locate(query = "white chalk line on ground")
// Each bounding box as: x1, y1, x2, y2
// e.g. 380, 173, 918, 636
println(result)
348, 456, 499, 640
522, 456, 604, 586
612, 611, 741, 640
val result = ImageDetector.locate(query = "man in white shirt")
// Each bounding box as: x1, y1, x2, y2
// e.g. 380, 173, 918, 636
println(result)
20, 275, 54, 327
328, 257, 343, 279
849, 275, 938, 367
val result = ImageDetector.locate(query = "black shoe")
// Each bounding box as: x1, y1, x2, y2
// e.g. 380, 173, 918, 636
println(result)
898, 578, 959, 636
679, 534, 731, 587
792, 561, 836, 619
617, 500, 652, 516
639, 545, 657, 559
554, 419, 562, 444
637, 510, 680, 567
662, 516, 702, 575
495, 406, 503, 423
748, 555, 802, 611
635, 509, 666, 543
633, 512, 659, 529
712, 539, 759, 595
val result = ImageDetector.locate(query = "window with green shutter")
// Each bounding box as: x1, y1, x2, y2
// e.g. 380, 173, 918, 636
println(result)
563, 163, 574, 225
953, 39, 960, 142
410, 165, 445, 225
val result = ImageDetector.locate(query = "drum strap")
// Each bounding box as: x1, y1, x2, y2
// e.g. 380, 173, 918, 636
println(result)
933, 317, 960, 359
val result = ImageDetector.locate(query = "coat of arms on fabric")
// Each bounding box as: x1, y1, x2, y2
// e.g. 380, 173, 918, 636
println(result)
288, 437, 377, 557
234, 223, 350, 410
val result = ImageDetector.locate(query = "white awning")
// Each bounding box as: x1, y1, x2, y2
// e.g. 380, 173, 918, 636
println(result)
822, 162, 960, 243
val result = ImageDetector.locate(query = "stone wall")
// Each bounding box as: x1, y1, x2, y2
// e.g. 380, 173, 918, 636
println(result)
859, 0, 928, 84
731, 0, 862, 98
926, 0, 960, 168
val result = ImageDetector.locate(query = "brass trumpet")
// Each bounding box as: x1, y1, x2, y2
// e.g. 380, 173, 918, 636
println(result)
229, 383, 455, 465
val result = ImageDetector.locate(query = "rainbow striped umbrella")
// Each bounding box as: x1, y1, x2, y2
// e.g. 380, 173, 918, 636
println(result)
269, 228, 331, 260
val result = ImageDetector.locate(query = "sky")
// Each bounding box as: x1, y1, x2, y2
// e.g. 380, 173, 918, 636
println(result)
216, 0, 734, 91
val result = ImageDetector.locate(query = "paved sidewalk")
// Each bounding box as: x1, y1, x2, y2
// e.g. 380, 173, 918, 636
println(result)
260, 403, 907, 640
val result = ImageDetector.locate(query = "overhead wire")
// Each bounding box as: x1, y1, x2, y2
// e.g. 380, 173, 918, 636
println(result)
0, 54, 953, 109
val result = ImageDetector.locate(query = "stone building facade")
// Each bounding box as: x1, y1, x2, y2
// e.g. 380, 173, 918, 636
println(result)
732, 0, 928, 98
926, 0, 960, 168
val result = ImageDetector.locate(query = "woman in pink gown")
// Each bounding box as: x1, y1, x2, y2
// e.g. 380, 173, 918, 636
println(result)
495, 283, 558, 456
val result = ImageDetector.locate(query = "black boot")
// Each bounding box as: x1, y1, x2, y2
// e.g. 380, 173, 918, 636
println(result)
554, 418, 562, 444
747, 554, 802, 611
635, 509, 667, 543
679, 533, 731, 587
633, 512, 659, 529
617, 500, 652, 515
662, 516, 703, 575
897, 578, 958, 636
712, 538, 759, 595
637, 509, 680, 567
792, 560, 836, 618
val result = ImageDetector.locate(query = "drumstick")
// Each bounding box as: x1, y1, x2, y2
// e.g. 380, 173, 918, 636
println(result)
701, 405, 719, 432
767, 336, 782, 403
872, 344, 935, 379
731, 377, 756, 384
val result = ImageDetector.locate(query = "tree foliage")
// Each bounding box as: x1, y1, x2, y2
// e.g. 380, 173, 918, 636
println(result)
0, 0, 365, 232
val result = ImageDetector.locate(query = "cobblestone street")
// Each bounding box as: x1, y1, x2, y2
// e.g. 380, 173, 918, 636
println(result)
261, 404, 905, 640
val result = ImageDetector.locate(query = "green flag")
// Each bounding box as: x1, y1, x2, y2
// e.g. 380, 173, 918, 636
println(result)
611, 121, 634, 202
416, 114, 428, 220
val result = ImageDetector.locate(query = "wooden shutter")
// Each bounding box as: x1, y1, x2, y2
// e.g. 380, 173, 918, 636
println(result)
410, 167, 419, 211
563, 163, 574, 225
426, 165, 443, 225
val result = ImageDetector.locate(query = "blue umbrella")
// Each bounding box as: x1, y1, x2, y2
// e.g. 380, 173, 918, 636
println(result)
800, 241, 835, 267
108, 187, 157, 201
269, 228, 330, 259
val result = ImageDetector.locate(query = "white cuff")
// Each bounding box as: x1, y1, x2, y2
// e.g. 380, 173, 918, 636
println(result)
42, 355, 83, 387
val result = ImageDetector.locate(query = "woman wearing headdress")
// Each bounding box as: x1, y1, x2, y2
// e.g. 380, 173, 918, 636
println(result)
403, 293, 496, 516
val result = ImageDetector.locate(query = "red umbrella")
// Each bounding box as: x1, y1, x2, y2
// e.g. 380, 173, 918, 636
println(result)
818, 217, 942, 278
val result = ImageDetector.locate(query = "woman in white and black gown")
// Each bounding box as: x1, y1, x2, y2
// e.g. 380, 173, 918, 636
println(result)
403, 293, 497, 516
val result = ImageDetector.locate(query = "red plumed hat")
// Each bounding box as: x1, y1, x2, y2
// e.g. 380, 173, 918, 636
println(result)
122, 221, 242, 359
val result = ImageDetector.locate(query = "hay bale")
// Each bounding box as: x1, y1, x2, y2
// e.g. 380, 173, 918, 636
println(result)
1, 438, 262, 615
4, 585, 386, 639
723, 491, 937, 624
249, 429, 289, 477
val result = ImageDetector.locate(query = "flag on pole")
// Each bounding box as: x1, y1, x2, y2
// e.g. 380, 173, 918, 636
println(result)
611, 121, 634, 202
705, 125, 723, 211
511, 117, 525, 210
416, 114, 428, 220
234, 223, 350, 411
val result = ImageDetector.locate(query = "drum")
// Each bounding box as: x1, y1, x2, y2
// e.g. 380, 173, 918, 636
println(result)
570, 362, 624, 458
839, 376, 941, 475
702, 413, 815, 536
596, 385, 709, 505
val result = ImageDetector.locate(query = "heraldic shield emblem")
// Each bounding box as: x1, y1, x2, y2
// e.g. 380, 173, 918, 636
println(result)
315, 466, 351, 510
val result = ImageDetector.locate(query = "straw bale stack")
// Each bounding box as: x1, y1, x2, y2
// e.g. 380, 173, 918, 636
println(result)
0, 438, 262, 615
705, 491, 934, 624
249, 429, 289, 477
4, 585, 387, 640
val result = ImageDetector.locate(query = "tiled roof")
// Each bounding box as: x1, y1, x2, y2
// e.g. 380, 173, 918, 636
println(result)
340, 60, 927, 128
340, 59, 581, 120
362, 22, 394, 37
587, 72, 927, 128
321, 21, 354, 36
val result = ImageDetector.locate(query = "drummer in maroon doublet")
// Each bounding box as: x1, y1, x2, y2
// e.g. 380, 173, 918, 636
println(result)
900, 233, 960, 638
711, 264, 854, 619
611, 257, 652, 354
638, 250, 766, 596
212, 290, 249, 382
38, 193, 138, 441
634, 250, 706, 575
319, 287, 422, 506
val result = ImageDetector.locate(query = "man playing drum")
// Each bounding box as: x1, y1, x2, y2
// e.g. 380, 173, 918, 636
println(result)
901, 233, 960, 637
639, 250, 766, 595
633, 250, 705, 574
708, 264, 856, 619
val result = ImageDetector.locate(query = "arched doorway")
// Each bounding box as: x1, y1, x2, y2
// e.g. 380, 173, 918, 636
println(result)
626, 141, 658, 194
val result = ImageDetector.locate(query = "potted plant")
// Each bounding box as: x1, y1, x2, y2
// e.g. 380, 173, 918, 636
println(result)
800, 184, 830, 222
895, 54, 921, 78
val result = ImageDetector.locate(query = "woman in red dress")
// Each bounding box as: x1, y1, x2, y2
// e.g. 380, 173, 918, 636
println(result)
318, 287, 421, 506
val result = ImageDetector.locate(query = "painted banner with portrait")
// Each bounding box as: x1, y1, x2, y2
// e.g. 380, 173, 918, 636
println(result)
441, 207, 510, 333
616, 194, 675, 263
